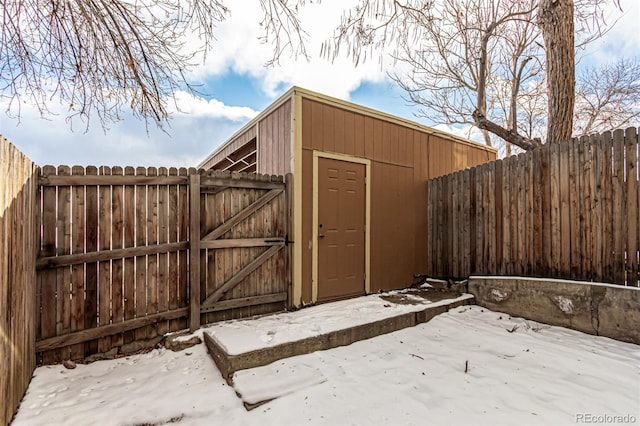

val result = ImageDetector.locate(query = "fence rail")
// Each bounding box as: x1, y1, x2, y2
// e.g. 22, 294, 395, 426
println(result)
1, 136, 37, 426
427, 127, 639, 286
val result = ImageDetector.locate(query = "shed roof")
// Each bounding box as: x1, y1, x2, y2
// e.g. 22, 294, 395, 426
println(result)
198, 86, 496, 168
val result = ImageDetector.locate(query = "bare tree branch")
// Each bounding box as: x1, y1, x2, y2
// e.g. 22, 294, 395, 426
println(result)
472, 109, 541, 150
0, 0, 311, 131
259, 0, 314, 66
574, 57, 640, 136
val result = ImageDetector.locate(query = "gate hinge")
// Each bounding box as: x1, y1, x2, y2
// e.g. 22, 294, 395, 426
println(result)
285, 234, 294, 246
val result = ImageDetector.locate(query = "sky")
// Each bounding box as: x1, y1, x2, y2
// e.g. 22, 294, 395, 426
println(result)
1, 0, 639, 168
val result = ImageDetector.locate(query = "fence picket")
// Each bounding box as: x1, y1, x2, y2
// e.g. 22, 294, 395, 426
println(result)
178, 168, 190, 330
98, 166, 112, 353
85, 166, 99, 356
134, 166, 148, 343
451, 172, 459, 278
573, 140, 581, 278
524, 153, 533, 275
111, 166, 124, 348
157, 167, 169, 336
147, 167, 159, 341
602, 132, 614, 281
485, 164, 493, 274
560, 140, 571, 277
516, 154, 526, 276
462, 169, 471, 277
612, 129, 626, 284
436, 178, 444, 276
577, 137, 589, 279
123, 166, 136, 345
626, 128, 639, 286
532, 148, 542, 273
56, 166, 72, 359
168, 167, 180, 331
469, 168, 477, 274
495, 161, 503, 274
70, 165, 86, 359
510, 156, 520, 275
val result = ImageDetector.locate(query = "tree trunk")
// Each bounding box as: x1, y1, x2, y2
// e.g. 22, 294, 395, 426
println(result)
538, 0, 575, 144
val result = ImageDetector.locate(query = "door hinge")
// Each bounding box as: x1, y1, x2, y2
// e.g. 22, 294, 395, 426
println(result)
364, 176, 368, 185
363, 272, 366, 282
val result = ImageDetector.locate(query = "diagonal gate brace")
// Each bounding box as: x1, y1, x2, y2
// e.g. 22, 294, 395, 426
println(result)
201, 244, 284, 308
202, 188, 283, 242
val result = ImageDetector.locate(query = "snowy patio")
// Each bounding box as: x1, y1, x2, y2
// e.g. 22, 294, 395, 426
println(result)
12, 301, 640, 426
202, 288, 474, 388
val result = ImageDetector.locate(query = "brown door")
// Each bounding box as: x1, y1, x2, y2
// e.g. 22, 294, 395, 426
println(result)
317, 157, 366, 301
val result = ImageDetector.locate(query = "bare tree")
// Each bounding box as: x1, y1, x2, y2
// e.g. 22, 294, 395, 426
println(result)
0, 0, 309, 130
574, 57, 640, 136
323, 0, 622, 150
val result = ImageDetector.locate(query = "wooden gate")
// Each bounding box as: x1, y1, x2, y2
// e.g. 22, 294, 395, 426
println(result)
189, 171, 292, 329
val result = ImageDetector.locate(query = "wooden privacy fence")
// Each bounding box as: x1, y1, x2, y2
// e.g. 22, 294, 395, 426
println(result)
1, 137, 37, 426
427, 127, 639, 286
35, 167, 291, 364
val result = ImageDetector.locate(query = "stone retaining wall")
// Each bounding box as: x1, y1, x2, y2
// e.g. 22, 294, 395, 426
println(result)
468, 276, 640, 344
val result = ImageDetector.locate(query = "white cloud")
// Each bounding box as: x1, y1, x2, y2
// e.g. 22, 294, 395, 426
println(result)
433, 123, 484, 143
171, 91, 258, 121
192, 0, 394, 100
580, 0, 640, 65
0, 97, 244, 167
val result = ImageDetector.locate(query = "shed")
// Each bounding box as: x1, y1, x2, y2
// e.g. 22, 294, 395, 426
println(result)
199, 86, 497, 306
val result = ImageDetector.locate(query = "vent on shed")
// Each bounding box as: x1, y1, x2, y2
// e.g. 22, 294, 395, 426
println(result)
212, 137, 257, 173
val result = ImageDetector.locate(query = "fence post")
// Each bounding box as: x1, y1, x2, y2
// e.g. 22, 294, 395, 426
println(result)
285, 173, 294, 308
189, 171, 201, 332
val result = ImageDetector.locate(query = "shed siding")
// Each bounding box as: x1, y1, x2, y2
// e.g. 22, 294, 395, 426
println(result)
412, 131, 431, 276
258, 99, 292, 175
428, 135, 494, 178
300, 98, 494, 303
369, 162, 415, 290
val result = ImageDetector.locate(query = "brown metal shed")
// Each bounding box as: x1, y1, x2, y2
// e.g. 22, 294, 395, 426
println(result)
199, 86, 496, 306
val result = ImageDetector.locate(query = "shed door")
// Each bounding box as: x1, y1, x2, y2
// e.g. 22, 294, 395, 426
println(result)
317, 157, 366, 301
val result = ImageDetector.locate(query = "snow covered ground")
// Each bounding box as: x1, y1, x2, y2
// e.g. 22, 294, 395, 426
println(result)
12, 305, 640, 426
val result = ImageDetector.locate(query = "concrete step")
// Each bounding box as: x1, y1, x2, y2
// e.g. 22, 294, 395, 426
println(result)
203, 289, 475, 385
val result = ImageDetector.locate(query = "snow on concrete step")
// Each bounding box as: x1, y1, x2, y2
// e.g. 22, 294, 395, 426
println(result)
232, 362, 327, 409
202, 290, 475, 391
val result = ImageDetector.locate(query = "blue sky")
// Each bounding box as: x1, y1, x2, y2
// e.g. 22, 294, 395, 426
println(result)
1, 0, 639, 167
